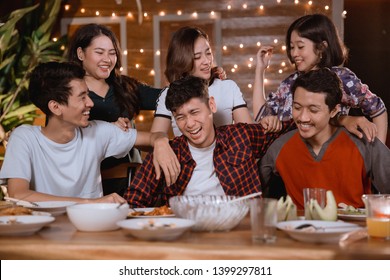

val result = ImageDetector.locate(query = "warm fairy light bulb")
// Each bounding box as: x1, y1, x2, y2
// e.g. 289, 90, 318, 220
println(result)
325, 5, 329, 10
342, 10, 347, 18
223, 45, 227, 51
210, 11, 215, 16
140, 49, 144, 53
52, 37, 58, 42
249, 57, 253, 62
156, 50, 161, 56
60, 45, 65, 51
177, 10, 182, 15
243, 4, 247, 9
259, 5, 264, 10
257, 42, 261, 47
144, 12, 148, 17
231, 68, 236, 73
64, 5, 70, 11
135, 64, 140, 69
281, 61, 286, 67
159, 11, 165, 16
95, 11, 100, 16
274, 39, 278, 44
277, 0, 281, 3
192, 12, 198, 18
264, 78, 268, 84
248, 84, 252, 89
120, 67, 123, 72
248, 63, 252, 68
294, 0, 299, 4
138, 115, 144, 122
308, 1, 313, 5
227, 5, 232, 10
279, 69, 283, 74
234, 64, 238, 69
80, 8, 85, 13
112, 12, 116, 17
282, 45, 286, 51
123, 50, 128, 55
239, 44, 244, 48
127, 12, 133, 18
150, 70, 155, 76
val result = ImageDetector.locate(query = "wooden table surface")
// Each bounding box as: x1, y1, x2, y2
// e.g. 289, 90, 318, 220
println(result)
0, 214, 389, 260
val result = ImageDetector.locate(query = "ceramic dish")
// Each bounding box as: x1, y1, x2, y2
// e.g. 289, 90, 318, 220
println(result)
0, 215, 55, 236
128, 207, 175, 218
25, 201, 77, 216
337, 208, 366, 221
277, 220, 362, 244
117, 217, 194, 241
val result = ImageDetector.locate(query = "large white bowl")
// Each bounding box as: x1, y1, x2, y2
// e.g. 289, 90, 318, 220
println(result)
117, 217, 195, 241
66, 203, 129, 232
169, 195, 249, 231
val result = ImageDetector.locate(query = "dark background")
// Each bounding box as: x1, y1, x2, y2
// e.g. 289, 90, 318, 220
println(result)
344, 0, 389, 127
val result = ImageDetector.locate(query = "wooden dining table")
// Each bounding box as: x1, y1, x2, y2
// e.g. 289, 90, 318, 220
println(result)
0, 213, 389, 260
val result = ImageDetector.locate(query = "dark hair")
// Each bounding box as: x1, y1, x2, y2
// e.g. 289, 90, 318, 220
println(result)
28, 62, 86, 117
291, 68, 342, 110
164, 26, 210, 83
286, 14, 348, 69
67, 24, 139, 117
166, 76, 209, 112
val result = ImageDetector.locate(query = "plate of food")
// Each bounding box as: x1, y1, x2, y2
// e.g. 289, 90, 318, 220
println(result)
337, 203, 366, 221
25, 201, 77, 216
128, 205, 175, 218
0, 206, 52, 217
117, 217, 195, 241
277, 220, 362, 244
337, 208, 366, 221
0, 215, 55, 236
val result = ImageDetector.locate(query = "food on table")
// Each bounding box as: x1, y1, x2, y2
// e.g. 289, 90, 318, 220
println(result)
305, 190, 337, 221
0, 206, 33, 216
277, 195, 297, 221
129, 205, 173, 217
141, 219, 176, 230
337, 204, 366, 215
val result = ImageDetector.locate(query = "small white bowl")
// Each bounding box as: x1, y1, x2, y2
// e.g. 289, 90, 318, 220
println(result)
117, 217, 195, 241
67, 203, 129, 232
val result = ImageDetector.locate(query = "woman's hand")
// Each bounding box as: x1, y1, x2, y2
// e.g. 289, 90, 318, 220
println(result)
113, 117, 131, 132
259, 115, 282, 133
338, 115, 378, 142
256, 46, 273, 72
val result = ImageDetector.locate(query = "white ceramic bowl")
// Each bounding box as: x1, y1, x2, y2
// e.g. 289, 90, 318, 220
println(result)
66, 203, 129, 232
169, 195, 249, 231
117, 217, 195, 241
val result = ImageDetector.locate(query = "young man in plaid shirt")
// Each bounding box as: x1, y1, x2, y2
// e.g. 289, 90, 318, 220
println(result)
124, 76, 294, 207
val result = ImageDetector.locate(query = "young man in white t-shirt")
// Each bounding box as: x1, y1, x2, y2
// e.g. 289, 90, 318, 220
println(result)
0, 62, 180, 204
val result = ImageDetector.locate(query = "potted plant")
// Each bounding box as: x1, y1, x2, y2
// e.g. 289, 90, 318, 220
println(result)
0, 0, 67, 157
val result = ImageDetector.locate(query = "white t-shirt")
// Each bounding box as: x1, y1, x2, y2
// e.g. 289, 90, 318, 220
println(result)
0, 121, 137, 198
154, 79, 248, 136
184, 141, 225, 196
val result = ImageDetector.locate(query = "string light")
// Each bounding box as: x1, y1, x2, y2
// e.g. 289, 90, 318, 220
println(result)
177, 10, 182, 15
64, 5, 70, 11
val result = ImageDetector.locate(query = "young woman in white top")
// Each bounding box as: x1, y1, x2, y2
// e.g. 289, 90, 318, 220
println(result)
151, 26, 253, 136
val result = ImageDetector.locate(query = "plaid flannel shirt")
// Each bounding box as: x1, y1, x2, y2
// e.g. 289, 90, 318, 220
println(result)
124, 121, 294, 207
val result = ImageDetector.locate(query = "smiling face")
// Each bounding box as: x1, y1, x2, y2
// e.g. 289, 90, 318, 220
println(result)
289, 31, 321, 73
173, 97, 216, 148
292, 86, 338, 146
77, 35, 117, 81
191, 37, 213, 80
58, 79, 94, 128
